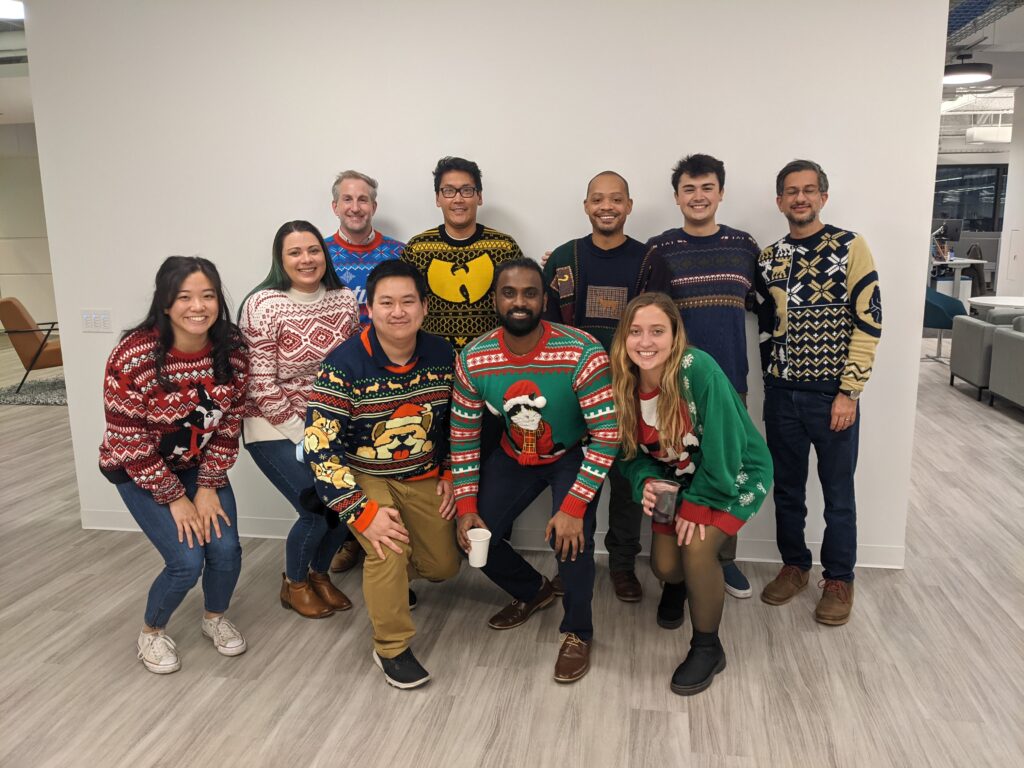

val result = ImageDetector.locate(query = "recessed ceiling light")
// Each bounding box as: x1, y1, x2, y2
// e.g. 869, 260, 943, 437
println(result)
0, 1, 24, 21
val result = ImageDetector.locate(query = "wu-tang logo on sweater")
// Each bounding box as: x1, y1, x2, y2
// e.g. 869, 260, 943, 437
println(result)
427, 254, 494, 303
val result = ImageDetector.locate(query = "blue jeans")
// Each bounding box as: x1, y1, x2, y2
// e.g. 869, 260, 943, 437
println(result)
117, 467, 242, 628
245, 440, 349, 581
763, 386, 859, 582
476, 446, 598, 642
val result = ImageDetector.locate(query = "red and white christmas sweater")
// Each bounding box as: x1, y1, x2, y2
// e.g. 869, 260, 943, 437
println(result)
98, 328, 248, 504
238, 285, 358, 444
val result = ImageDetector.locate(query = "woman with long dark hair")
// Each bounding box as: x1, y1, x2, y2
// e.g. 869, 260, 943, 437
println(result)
99, 256, 248, 674
239, 220, 359, 618
610, 292, 772, 695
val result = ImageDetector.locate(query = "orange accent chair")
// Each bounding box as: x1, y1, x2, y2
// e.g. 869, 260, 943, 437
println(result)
0, 297, 62, 392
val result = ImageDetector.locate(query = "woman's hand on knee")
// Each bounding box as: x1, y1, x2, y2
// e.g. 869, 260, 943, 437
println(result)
193, 486, 231, 541
675, 518, 706, 547
169, 495, 206, 548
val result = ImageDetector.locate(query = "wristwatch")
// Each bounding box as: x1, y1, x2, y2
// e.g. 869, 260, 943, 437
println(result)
839, 388, 861, 401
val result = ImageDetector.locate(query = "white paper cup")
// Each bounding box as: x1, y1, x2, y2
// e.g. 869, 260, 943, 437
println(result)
648, 479, 681, 525
467, 528, 492, 568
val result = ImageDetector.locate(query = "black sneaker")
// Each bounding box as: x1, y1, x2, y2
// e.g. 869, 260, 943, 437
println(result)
372, 648, 431, 689
657, 581, 687, 629
670, 643, 726, 696
409, 588, 418, 611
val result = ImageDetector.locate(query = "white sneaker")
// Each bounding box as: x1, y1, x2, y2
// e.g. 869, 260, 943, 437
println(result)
201, 615, 247, 656
137, 630, 181, 674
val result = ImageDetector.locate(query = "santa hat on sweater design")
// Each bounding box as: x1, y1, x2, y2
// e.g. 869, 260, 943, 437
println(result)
502, 380, 547, 412
387, 402, 429, 427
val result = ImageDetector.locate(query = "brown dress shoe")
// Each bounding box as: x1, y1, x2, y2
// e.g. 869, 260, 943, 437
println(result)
280, 573, 334, 618
330, 539, 362, 573
487, 578, 556, 630
553, 633, 591, 683
760, 565, 809, 605
551, 574, 565, 597
815, 579, 854, 625
308, 570, 353, 611
610, 570, 643, 602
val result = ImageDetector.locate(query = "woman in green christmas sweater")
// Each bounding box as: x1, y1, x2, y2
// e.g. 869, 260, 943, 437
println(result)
611, 292, 772, 696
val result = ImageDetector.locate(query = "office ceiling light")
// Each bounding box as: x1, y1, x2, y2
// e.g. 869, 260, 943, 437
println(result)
944, 53, 993, 85
0, 1, 24, 21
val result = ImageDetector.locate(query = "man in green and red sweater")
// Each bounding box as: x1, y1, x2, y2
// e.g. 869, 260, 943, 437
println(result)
453, 259, 619, 684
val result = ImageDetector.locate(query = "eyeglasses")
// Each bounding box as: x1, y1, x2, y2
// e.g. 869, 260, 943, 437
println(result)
439, 185, 478, 198
782, 186, 822, 198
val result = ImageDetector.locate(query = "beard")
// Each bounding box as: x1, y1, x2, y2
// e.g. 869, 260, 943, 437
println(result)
499, 309, 541, 337
784, 208, 817, 226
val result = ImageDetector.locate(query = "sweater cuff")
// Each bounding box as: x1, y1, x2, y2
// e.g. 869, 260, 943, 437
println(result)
678, 500, 744, 536
440, 469, 453, 483
350, 499, 379, 533
455, 497, 478, 517
558, 494, 588, 519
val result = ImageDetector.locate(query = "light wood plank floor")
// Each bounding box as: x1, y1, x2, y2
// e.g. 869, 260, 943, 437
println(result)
1, 344, 1022, 768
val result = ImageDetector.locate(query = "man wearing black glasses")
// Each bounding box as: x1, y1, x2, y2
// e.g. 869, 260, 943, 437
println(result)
402, 156, 524, 351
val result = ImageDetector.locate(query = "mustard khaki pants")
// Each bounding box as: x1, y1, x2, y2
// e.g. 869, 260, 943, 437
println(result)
350, 472, 460, 658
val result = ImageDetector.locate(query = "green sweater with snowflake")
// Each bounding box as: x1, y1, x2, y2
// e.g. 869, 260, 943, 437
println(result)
616, 347, 772, 534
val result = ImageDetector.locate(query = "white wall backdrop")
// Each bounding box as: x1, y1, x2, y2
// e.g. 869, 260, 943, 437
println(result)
25, 0, 947, 568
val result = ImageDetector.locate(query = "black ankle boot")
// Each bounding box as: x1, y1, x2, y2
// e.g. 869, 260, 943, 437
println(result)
657, 581, 687, 629
670, 632, 726, 696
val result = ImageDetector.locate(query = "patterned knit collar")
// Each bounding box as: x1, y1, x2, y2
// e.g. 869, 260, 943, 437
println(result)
361, 325, 421, 373
496, 320, 553, 363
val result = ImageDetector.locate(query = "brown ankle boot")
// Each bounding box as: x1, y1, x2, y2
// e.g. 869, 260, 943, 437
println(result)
308, 570, 353, 611
280, 573, 334, 618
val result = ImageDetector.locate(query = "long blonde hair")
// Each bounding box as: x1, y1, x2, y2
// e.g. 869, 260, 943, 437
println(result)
610, 292, 688, 459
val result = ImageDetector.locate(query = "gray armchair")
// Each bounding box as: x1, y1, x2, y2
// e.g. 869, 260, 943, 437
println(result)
949, 316, 996, 400
989, 317, 1024, 410
984, 307, 1024, 325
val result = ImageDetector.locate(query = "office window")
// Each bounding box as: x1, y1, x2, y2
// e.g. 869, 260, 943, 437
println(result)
933, 164, 1008, 232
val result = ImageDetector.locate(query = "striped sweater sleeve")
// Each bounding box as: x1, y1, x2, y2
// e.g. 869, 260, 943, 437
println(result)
239, 294, 304, 437
842, 235, 883, 392
101, 339, 186, 505
560, 345, 619, 518
451, 350, 484, 516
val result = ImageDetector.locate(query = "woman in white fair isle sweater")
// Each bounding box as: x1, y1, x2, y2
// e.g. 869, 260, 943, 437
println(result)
239, 220, 360, 618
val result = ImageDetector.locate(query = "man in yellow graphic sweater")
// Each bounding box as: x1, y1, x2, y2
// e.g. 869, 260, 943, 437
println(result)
402, 156, 524, 351
755, 159, 882, 627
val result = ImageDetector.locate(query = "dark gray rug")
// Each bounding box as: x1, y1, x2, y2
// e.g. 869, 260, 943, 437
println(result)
0, 377, 67, 406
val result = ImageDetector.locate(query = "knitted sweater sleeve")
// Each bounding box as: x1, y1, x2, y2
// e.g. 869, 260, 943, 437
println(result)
678, 352, 771, 531
841, 235, 883, 393
639, 250, 673, 296
101, 337, 186, 504
304, 361, 381, 531
239, 293, 304, 440
451, 349, 484, 517
559, 344, 619, 518
197, 345, 248, 489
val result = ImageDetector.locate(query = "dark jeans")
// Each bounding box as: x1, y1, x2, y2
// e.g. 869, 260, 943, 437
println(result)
245, 440, 349, 581
477, 446, 598, 642
116, 467, 242, 628
763, 386, 859, 582
604, 464, 643, 572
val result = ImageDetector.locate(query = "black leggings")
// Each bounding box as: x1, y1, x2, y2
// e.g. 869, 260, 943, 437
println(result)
651, 527, 728, 633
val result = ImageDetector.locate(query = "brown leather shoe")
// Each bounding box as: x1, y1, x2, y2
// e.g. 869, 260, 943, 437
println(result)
760, 565, 809, 605
553, 632, 591, 683
330, 539, 362, 573
280, 573, 334, 618
308, 570, 353, 611
551, 574, 565, 597
815, 579, 854, 625
610, 570, 643, 602
487, 578, 556, 630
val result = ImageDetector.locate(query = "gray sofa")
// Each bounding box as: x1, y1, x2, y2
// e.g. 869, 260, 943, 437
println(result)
950, 308, 1024, 400
989, 316, 1024, 410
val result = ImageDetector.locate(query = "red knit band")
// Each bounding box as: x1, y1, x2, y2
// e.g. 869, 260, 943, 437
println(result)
678, 500, 744, 536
